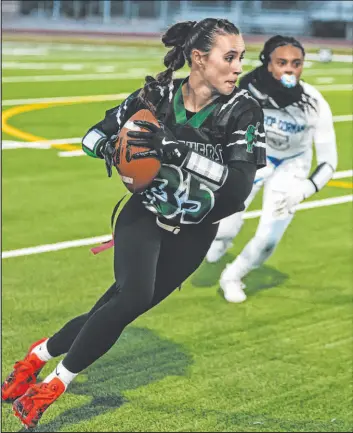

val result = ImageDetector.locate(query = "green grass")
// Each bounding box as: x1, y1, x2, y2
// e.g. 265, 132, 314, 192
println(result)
2, 39, 353, 432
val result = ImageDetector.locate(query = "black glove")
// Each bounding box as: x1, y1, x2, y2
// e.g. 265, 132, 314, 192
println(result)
98, 134, 118, 178
126, 121, 189, 166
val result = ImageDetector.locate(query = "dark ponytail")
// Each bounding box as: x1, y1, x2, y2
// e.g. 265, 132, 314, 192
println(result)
139, 18, 240, 110
139, 20, 195, 111
260, 35, 305, 66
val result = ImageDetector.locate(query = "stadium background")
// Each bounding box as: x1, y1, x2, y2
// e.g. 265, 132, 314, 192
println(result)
2, 1, 352, 432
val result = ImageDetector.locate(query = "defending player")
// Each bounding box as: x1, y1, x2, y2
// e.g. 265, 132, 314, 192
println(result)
206, 35, 338, 303
2, 19, 266, 428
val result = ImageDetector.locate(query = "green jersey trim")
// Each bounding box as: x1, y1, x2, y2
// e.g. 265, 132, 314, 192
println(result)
173, 78, 217, 128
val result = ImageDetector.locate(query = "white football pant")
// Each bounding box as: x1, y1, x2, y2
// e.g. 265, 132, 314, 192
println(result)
212, 150, 312, 281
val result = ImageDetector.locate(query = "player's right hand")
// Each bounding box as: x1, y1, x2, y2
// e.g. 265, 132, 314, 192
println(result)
126, 121, 189, 166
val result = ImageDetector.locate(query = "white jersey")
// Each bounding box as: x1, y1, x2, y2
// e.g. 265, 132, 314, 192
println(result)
208, 79, 339, 271
261, 81, 337, 169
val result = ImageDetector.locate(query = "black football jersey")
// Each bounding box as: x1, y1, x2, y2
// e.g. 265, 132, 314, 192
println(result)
99, 77, 266, 167
88, 77, 266, 225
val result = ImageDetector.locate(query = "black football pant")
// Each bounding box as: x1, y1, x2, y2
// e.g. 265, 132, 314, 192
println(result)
47, 194, 218, 373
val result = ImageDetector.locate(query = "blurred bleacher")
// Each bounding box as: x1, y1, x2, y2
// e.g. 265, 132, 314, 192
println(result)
2, 0, 353, 42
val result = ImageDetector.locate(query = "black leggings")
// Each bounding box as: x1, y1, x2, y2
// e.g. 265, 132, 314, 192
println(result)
47, 194, 218, 373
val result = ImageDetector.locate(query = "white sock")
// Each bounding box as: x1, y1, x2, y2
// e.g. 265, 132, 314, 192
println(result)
31, 339, 53, 362
223, 254, 253, 281
44, 360, 78, 389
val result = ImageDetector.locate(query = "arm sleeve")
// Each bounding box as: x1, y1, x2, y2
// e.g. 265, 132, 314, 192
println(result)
204, 102, 265, 222
182, 101, 266, 192
309, 94, 337, 190
225, 103, 267, 168
204, 160, 256, 224
82, 89, 142, 158
182, 101, 265, 222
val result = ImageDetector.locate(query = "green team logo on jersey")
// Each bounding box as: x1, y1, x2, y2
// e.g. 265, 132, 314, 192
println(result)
143, 165, 215, 224
245, 122, 260, 153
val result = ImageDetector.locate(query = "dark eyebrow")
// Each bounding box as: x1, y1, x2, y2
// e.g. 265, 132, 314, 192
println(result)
277, 58, 302, 61
225, 49, 246, 55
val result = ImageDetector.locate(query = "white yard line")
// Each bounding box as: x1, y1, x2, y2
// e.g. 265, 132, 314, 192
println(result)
3, 89, 353, 106
3, 72, 352, 87
303, 68, 353, 76
3, 54, 163, 62
315, 77, 334, 84
332, 114, 353, 122
59, 150, 85, 157
4, 64, 351, 87
2, 137, 82, 149
3, 62, 82, 70
2, 60, 159, 70
2, 43, 164, 55
3, 58, 260, 69
2, 93, 130, 106
3, 44, 352, 62
2, 48, 49, 56
243, 195, 352, 219
2, 235, 113, 259
3, 63, 84, 71
332, 170, 353, 179
2, 71, 150, 83
2, 142, 52, 149
291, 195, 352, 210
315, 84, 353, 91
2, 195, 352, 259
305, 53, 353, 63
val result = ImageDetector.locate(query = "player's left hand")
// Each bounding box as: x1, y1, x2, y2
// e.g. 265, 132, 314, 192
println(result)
95, 134, 118, 178
126, 121, 189, 166
275, 178, 316, 215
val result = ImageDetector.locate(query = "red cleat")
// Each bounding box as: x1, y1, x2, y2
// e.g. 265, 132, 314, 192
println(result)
2, 338, 48, 402
13, 378, 65, 429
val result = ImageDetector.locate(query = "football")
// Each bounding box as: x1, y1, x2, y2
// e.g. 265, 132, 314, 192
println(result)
114, 109, 161, 193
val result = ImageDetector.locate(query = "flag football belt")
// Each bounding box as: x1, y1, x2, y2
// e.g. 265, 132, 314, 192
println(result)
91, 197, 181, 254
90, 194, 127, 255
156, 217, 181, 234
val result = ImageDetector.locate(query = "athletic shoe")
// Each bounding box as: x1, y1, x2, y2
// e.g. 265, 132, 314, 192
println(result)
220, 267, 247, 303
206, 238, 233, 263
13, 377, 65, 429
2, 338, 48, 402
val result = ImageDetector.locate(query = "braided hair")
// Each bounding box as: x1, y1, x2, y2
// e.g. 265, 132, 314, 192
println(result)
259, 35, 305, 66
253, 35, 316, 112
139, 18, 240, 111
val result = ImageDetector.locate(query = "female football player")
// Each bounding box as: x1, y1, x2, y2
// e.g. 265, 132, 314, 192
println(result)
206, 35, 338, 303
3, 19, 266, 428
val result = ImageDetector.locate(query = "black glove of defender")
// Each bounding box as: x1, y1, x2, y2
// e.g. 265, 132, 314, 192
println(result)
126, 121, 189, 166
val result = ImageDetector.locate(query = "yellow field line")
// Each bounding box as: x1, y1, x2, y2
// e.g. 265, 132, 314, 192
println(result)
1, 94, 122, 152
2, 104, 80, 151
328, 180, 353, 189
2, 104, 53, 142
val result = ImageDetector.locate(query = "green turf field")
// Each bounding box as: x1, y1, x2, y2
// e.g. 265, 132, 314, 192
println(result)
2, 39, 352, 432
